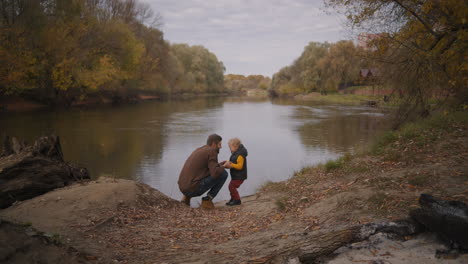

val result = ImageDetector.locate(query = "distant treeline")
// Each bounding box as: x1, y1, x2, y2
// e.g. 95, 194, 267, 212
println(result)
271, 40, 367, 96
224, 74, 271, 95
0, 0, 225, 105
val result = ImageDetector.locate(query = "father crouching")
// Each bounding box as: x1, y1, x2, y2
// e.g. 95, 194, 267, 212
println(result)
178, 134, 229, 208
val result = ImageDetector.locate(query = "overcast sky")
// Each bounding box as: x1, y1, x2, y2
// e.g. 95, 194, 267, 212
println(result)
147, 0, 349, 77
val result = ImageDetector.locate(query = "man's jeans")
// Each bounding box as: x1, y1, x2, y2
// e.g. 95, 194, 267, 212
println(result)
183, 170, 228, 198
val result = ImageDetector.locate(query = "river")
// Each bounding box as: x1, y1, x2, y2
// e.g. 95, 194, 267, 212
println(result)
0, 97, 389, 202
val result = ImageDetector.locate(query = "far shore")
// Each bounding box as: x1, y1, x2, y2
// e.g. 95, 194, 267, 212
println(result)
0, 88, 388, 114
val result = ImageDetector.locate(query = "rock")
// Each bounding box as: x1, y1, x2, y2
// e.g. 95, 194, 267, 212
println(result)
0, 135, 90, 209
410, 193, 468, 250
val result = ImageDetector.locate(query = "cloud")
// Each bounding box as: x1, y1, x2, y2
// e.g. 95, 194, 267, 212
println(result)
145, 0, 348, 76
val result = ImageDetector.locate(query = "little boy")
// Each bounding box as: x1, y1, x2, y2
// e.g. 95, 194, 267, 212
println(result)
225, 138, 248, 206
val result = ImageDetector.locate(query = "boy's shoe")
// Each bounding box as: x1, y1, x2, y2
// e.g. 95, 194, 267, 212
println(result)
181, 195, 191, 206
226, 200, 241, 206
202, 194, 214, 201
225, 199, 233, 205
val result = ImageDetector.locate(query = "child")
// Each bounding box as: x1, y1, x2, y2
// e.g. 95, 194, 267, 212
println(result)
225, 138, 248, 206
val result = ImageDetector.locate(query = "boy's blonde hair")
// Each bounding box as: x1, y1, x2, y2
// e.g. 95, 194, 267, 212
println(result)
228, 138, 241, 147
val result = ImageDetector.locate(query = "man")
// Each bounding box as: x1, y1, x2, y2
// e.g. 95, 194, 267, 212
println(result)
178, 134, 229, 206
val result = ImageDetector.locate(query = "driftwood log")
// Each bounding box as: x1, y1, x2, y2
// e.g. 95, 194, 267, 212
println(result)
251, 194, 468, 264
0, 135, 89, 209
250, 219, 423, 264
410, 193, 468, 250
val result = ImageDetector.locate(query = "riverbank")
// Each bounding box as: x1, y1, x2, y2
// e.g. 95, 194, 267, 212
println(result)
0, 94, 161, 112
293, 92, 388, 106
0, 92, 233, 112
0, 111, 467, 263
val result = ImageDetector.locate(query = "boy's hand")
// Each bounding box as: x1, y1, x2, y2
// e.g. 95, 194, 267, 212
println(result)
223, 162, 232, 169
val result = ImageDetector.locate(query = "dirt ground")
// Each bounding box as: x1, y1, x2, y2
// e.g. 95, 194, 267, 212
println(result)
0, 220, 90, 264
0, 116, 467, 263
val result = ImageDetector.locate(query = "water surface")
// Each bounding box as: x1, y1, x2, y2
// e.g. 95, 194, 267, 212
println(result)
0, 97, 388, 202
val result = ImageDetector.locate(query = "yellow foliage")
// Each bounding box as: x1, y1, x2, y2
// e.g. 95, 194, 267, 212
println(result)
52, 58, 76, 91
78, 55, 119, 91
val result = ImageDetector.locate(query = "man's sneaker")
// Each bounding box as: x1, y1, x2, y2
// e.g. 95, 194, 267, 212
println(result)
202, 194, 214, 201
226, 200, 241, 206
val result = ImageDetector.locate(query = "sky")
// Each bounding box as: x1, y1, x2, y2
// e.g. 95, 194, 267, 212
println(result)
146, 0, 349, 77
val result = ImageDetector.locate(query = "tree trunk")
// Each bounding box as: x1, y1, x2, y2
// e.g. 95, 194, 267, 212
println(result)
0, 135, 90, 209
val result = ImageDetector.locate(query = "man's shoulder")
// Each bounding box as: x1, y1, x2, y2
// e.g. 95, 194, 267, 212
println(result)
192, 145, 211, 155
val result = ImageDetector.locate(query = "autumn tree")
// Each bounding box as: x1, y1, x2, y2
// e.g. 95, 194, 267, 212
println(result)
0, 0, 226, 105
325, 0, 467, 120
171, 44, 225, 94
224, 74, 271, 94
317, 40, 363, 93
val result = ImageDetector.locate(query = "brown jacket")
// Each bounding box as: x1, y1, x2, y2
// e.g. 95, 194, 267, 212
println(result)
178, 145, 225, 193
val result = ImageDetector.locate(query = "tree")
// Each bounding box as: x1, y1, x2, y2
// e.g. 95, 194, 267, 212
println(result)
317, 40, 363, 93
171, 44, 225, 94
0, 0, 226, 105
271, 41, 364, 96
325, 0, 468, 119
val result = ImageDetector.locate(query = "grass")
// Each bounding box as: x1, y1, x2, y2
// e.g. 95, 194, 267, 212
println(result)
20, 222, 32, 227
371, 131, 398, 155
344, 164, 370, 173
275, 197, 288, 211
370, 110, 468, 157
44, 233, 63, 245
324, 153, 352, 172
366, 176, 398, 190
367, 192, 391, 213
407, 172, 435, 187
324, 159, 344, 172
336, 195, 359, 209
259, 181, 288, 193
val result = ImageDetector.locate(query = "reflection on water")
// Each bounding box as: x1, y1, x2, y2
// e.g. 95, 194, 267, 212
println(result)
0, 97, 389, 202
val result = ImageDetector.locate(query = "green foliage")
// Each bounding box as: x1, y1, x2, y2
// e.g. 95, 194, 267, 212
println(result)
324, 153, 353, 172
324, 159, 344, 172
271, 41, 365, 96
371, 131, 398, 154
171, 44, 225, 94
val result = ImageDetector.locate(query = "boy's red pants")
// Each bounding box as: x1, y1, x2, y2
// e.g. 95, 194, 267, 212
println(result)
228, 180, 244, 200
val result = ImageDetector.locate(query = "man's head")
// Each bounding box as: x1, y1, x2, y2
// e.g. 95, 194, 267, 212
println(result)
207, 134, 222, 151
